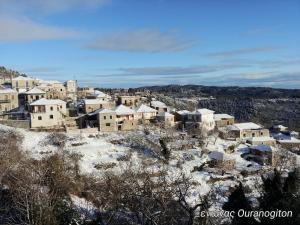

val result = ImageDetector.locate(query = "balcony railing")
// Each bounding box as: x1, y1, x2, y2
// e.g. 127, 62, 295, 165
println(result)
31, 110, 46, 113
0, 99, 11, 103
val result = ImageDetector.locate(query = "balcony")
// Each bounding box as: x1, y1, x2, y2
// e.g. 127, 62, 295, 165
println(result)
31, 110, 46, 113
0, 99, 11, 103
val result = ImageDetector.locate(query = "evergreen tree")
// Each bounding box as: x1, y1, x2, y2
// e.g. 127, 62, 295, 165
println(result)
259, 169, 300, 225
223, 183, 259, 225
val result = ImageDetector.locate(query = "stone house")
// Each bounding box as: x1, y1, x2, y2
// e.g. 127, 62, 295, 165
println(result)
77, 87, 95, 98
278, 138, 300, 150
37, 80, 67, 100
117, 96, 141, 108
247, 136, 276, 146
0, 88, 18, 113
208, 151, 235, 170
98, 109, 117, 132
24, 87, 46, 109
12, 76, 37, 93
84, 99, 113, 113
88, 90, 111, 101
157, 112, 175, 127
214, 114, 235, 127
227, 122, 270, 140
174, 110, 190, 122
185, 108, 215, 132
247, 145, 273, 165
150, 100, 168, 113
30, 98, 67, 129
135, 104, 157, 122
115, 104, 137, 131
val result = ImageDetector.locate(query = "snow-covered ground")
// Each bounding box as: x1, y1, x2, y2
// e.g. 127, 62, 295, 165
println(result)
2, 124, 298, 211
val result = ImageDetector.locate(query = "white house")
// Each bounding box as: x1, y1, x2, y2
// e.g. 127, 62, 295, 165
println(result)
91, 90, 111, 101
84, 99, 112, 113
24, 87, 46, 104
186, 108, 215, 131
150, 100, 168, 113
157, 112, 175, 127
114, 104, 137, 130
135, 104, 157, 121
30, 98, 67, 129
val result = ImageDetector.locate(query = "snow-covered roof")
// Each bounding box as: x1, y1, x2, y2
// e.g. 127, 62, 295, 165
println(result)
214, 113, 234, 121
193, 108, 214, 115
0, 88, 17, 94
273, 125, 288, 130
25, 87, 46, 94
84, 99, 109, 105
17, 88, 27, 93
30, 98, 66, 106
249, 136, 275, 142
135, 104, 157, 113
176, 110, 190, 115
89, 108, 115, 116
98, 108, 115, 114
37, 79, 61, 85
114, 104, 135, 115
250, 144, 272, 152
157, 112, 174, 117
91, 90, 110, 98
278, 137, 300, 144
151, 100, 167, 108
229, 122, 262, 131
12, 76, 34, 81
208, 151, 224, 161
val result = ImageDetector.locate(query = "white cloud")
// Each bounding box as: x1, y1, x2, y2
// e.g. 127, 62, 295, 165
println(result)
0, 16, 80, 42
205, 46, 284, 58
84, 29, 195, 53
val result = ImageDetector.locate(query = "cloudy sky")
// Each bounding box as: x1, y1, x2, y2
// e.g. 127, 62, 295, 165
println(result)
0, 0, 299, 88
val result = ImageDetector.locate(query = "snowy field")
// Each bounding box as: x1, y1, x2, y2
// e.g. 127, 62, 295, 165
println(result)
1, 124, 291, 208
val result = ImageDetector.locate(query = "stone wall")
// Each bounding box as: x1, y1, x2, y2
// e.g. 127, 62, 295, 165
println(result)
0, 119, 30, 129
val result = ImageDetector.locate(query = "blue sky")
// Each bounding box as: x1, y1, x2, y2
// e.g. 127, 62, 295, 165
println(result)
0, 0, 299, 88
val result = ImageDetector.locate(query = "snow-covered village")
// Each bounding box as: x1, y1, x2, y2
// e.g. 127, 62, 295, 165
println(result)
0, 70, 300, 225
1, 1, 300, 224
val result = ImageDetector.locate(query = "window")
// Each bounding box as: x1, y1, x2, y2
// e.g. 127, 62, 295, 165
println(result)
38, 116, 42, 120
252, 133, 255, 137
104, 116, 106, 120
12, 95, 14, 100
50, 106, 53, 111
110, 115, 112, 119
243, 133, 246, 137
106, 123, 110, 126
60, 106, 62, 109
50, 115, 53, 119
260, 132, 264, 136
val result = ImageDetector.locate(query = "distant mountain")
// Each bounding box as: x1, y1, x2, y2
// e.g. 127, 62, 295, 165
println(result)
136, 84, 300, 99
